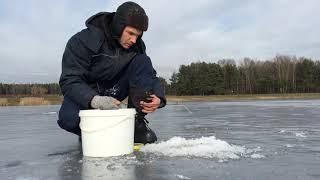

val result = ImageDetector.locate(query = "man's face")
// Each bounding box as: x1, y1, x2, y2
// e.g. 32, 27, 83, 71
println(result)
119, 26, 142, 49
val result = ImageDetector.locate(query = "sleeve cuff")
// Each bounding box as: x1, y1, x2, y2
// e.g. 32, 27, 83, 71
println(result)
158, 97, 167, 108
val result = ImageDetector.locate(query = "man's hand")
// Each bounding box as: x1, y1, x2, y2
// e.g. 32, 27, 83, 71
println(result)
90, 95, 121, 110
140, 94, 161, 113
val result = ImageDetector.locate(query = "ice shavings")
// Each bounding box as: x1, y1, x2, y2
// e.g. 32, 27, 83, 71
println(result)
140, 136, 263, 160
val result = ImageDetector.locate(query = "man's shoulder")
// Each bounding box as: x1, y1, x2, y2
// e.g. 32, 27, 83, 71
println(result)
139, 39, 146, 53
70, 27, 105, 53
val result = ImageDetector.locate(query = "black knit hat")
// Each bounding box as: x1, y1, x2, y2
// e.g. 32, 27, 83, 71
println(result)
110, 1, 148, 38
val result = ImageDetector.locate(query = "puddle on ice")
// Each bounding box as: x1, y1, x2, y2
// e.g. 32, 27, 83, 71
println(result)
140, 136, 263, 160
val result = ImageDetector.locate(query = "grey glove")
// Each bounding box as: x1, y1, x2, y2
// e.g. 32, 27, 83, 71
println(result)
90, 95, 119, 110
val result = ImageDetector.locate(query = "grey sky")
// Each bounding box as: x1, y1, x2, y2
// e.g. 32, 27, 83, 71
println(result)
0, 0, 319, 83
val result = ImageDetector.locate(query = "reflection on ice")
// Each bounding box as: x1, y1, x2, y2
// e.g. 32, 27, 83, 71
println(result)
141, 136, 263, 160
81, 155, 139, 180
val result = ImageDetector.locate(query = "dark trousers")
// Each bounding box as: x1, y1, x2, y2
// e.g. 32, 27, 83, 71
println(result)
58, 54, 155, 136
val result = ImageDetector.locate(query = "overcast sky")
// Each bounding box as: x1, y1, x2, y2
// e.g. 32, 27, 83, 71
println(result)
1, 0, 319, 83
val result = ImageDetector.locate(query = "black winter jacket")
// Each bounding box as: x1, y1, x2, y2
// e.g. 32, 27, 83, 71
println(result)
59, 12, 166, 108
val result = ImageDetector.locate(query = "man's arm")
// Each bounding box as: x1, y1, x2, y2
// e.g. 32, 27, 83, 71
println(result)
138, 39, 166, 110
151, 70, 167, 108
59, 34, 98, 108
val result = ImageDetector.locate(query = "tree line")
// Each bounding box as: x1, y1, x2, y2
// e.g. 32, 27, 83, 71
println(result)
163, 55, 320, 95
0, 83, 61, 95
1, 55, 320, 96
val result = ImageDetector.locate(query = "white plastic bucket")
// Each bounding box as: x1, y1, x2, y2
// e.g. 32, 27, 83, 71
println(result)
79, 109, 136, 157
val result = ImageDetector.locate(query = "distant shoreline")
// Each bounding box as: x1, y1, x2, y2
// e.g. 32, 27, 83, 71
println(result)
1, 93, 320, 106
166, 93, 320, 102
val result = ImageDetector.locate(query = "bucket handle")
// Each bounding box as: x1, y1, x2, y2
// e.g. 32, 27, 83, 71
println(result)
80, 115, 133, 133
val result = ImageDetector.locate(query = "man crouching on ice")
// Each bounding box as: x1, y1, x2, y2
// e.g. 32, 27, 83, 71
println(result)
57, 1, 166, 144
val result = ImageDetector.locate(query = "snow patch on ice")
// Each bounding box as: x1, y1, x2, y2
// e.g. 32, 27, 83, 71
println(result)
279, 129, 286, 133
251, 153, 265, 159
292, 113, 304, 116
278, 129, 308, 138
295, 132, 307, 138
175, 174, 191, 179
285, 144, 294, 148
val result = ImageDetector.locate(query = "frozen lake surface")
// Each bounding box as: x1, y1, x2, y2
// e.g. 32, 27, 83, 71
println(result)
1, 99, 320, 180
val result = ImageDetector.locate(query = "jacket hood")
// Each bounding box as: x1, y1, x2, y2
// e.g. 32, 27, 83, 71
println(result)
85, 12, 112, 30
85, 12, 119, 49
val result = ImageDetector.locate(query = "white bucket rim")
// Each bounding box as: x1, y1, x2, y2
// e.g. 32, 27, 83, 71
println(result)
79, 108, 136, 117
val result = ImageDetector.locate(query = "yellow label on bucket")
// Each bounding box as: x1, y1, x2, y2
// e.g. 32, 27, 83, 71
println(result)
133, 143, 144, 151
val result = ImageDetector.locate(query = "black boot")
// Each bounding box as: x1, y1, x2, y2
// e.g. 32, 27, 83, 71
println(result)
134, 113, 157, 144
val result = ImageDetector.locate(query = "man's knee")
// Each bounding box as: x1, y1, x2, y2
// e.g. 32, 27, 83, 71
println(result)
57, 97, 81, 135
58, 111, 79, 129
127, 54, 155, 89
128, 54, 154, 77
130, 54, 152, 68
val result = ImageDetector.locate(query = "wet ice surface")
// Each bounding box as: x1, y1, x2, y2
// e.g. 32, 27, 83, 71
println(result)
1, 100, 320, 180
